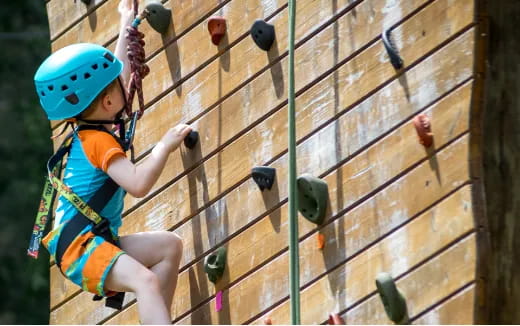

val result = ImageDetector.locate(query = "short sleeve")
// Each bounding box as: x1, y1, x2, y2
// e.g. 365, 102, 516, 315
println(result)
78, 130, 126, 172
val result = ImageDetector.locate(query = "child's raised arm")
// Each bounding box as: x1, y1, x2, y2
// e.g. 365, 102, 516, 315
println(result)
114, 0, 134, 90
107, 124, 193, 198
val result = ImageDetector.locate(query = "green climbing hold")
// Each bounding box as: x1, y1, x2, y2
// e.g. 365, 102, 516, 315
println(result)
297, 174, 328, 225
376, 273, 409, 324
204, 247, 227, 283
145, 1, 171, 34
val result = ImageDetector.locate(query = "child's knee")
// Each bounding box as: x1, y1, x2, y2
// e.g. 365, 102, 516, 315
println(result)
166, 232, 183, 260
136, 267, 161, 292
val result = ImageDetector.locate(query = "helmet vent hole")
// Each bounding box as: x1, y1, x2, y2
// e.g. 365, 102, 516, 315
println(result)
70, 75, 77, 81
61, 85, 68, 91
41, 91, 45, 96
65, 94, 79, 105
103, 63, 109, 69
103, 52, 115, 62
92, 64, 98, 70
84, 72, 91, 79
48, 85, 54, 91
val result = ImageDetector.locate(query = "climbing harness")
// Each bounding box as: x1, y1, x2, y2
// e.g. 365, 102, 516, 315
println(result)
28, 124, 134, 310
287, 0, 300, 323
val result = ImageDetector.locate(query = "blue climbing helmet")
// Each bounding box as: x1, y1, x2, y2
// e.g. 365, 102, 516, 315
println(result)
34, 43, 123, 120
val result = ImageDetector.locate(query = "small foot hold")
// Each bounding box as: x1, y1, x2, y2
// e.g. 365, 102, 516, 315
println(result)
208, 17, 227, 45
204, 247, 227, 283
382, 29, 403, 70
297, 174, 328, 225
376, 273, 409, 324
413, 114, 433, 148
264, 317, 272, 325
145, 1, 171, 34
328, 313, 345, 325
252, 166, 276, 191
184, 130, 199, 149
251, 20, 275, 51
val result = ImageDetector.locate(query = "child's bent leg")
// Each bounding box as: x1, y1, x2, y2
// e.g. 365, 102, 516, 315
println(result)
119, 231, 183, 310
104, 254, 171, 324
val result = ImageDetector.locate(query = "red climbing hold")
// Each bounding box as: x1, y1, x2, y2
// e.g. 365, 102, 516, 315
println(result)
264, 317, 272, 325
328, 313, 345, 325
413, 113, 433, 148
208, 17, 227, 45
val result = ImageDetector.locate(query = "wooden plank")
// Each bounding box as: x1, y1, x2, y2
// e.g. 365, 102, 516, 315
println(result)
178, 173, 475, 325
104, 80, 473, 324
120, 0, 475, 217
49, 24, 475, 311
47, 0, 107, 42
413, 285, 476, 324
338, 247, 475, 324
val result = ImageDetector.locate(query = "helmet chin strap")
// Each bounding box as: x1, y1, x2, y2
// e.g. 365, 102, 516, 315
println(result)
76, 77, 130, 142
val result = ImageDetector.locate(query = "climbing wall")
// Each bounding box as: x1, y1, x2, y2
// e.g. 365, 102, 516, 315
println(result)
46, 0, 486, 323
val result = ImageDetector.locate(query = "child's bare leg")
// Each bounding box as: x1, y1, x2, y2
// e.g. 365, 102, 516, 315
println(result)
119, 231, 183, 311
104, 253, 170, 324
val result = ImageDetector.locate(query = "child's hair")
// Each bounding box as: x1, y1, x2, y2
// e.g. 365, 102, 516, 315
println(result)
78, 78, 120, 119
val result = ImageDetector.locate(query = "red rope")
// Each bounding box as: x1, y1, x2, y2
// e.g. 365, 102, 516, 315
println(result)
125, 0, 150, 119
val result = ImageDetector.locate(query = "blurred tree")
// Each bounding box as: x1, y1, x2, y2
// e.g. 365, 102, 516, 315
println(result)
0, 1, 52, 324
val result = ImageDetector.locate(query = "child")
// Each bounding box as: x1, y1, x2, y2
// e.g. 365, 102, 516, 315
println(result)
33, 0, 189, 323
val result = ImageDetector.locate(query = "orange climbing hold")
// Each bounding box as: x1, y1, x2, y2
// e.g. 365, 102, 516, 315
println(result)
208, 17, 227, 45
413, 113, 433, 148
264, 317, 272, 325
317, 233, 325, 249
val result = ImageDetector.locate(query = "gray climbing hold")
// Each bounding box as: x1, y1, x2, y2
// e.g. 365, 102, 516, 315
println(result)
297, 174, 328, 225
376, 272, 409, 324
145, 1, 171, 34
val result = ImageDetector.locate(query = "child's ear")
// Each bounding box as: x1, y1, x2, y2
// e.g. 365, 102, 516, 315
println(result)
102, 94, 112, 111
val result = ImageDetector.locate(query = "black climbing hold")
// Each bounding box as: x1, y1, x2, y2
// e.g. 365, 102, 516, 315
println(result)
184, 130, 199, 149
208, 17, 227, 46
297, 174, 328, 225
145, 1, 172, 34
250, 19, 275, 51
204, 247, 227, 283
376, 273, 409, 324
252, 167, 276, 191
80, 0, 91, 5
382, 29, 403, 70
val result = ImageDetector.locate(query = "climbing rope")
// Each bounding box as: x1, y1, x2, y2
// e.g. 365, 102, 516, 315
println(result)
125, 0, 150, 119
287, 0, 300, 324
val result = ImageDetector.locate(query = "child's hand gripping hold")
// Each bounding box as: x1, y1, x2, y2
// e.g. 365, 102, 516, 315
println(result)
108, 124, 193, 198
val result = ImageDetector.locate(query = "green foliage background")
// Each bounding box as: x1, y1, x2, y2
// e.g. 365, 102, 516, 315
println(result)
0, 1, 53, 324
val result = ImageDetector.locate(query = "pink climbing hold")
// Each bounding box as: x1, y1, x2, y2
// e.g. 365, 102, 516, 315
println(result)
216, 290, 223, 312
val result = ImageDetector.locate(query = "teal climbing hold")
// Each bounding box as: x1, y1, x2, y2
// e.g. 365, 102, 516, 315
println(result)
297, 174, 328, 225
145, 1, 171, 34
376, 273, 409, 324
204, 247, 227, 283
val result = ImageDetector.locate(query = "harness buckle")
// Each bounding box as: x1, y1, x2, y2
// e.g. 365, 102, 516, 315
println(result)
92, 218, 111, 237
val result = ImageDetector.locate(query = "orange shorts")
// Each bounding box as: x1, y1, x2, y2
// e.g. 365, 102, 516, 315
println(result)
43, 226, 125, 297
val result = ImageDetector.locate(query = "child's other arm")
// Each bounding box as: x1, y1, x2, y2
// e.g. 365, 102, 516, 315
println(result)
107, 124, 193, 198
114, 0, 133, 90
